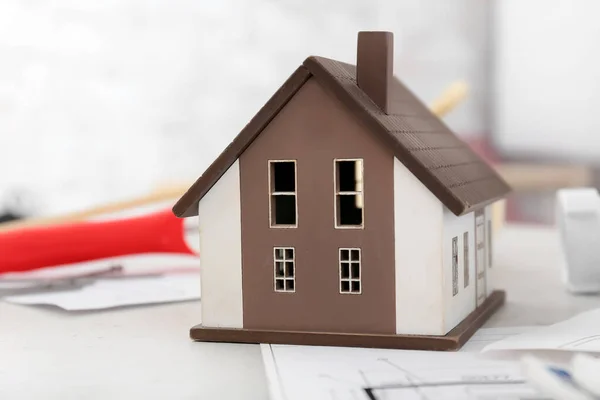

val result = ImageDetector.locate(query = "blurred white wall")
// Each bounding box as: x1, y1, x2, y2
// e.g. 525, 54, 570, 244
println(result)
0, 0, 489, 215
493, 0, 600, 162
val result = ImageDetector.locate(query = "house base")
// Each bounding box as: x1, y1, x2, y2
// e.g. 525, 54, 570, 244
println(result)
190, 290, 505, 351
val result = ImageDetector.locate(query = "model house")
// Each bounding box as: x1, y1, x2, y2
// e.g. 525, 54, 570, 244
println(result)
173, 31, 511, 350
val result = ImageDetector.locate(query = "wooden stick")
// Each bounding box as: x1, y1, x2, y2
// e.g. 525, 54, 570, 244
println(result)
430, 80, 469, 117
0, 186, 189, 232
1, 81, 469, 232
494, 164, 593, 191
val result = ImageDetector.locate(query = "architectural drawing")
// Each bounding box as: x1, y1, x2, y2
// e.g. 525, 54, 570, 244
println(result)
260, 327, 545, 400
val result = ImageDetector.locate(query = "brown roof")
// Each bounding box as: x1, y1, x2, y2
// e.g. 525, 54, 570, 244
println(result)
173, 56, 510, 218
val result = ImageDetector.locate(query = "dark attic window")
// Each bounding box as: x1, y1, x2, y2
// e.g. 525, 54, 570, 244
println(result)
335, 159, 364, 228
269, 160, 297, 227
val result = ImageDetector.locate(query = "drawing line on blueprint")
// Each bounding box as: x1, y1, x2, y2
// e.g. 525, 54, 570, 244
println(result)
361, 358, 542, 400
365, 382, 551, 400
375, 358, 432, 400
316, 357, 530, 400
317, 371, 376, 400
352, 357, 535, 400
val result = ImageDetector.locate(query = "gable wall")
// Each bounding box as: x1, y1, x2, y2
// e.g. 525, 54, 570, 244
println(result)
239, 77, 396, 334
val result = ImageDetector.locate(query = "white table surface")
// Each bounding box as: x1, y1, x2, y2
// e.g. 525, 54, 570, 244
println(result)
2, 224, 600, 399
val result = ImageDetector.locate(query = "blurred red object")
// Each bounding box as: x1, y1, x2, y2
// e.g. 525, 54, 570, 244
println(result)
465, 136, 502, 164
0, 209, 196, 274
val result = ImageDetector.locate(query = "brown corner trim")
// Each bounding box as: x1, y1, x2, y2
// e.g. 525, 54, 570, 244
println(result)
190, 290, 505, 351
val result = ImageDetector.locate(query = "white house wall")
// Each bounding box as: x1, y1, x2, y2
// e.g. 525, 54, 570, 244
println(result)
393, 157, 445, 335
197, 160, 244, 328
441, 208, 476, 334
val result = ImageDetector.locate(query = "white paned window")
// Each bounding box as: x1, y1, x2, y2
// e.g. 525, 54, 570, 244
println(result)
274, 247, 295, 292
463, 232, 469, 288
487, 220, 492, 267
452, 237, 458, 296
339, 248, 361, 294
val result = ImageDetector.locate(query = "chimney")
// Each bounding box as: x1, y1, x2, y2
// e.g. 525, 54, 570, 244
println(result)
356, 31, 393, 114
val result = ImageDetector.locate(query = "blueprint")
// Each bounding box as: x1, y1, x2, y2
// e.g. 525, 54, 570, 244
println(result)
261, 327, 550, 400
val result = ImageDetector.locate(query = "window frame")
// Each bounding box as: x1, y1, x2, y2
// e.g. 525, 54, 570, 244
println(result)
333, 158, 364, 229
463, 231, 469, 288
452, 236, 459, 296
487, 220, 492, 268
268, 160, 298, 228
273, 247, 295, 293
339, 247, 362, 294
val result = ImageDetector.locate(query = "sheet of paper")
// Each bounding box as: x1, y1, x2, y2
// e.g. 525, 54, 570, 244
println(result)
0, 252, 200, 280
3, 273, 200, 311
483, 308, 600, 353
261, 327, 542, 400
460, 326, 533, 352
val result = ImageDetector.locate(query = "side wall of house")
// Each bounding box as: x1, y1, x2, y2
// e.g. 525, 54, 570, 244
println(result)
197, 160, 243, 328
393, 157, 445, 335
441, 208, 476, 334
